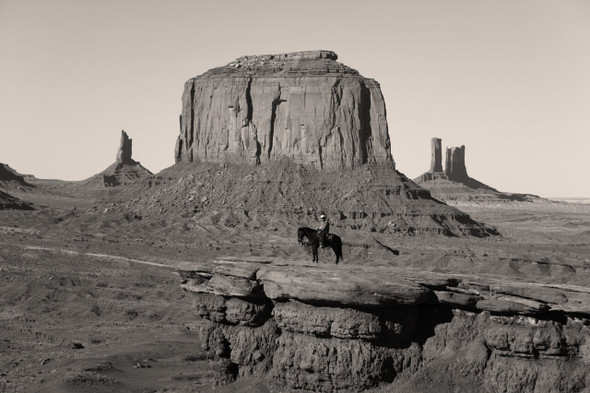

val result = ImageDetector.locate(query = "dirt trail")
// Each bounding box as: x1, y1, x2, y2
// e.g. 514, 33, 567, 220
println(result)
22, 245, 178, 270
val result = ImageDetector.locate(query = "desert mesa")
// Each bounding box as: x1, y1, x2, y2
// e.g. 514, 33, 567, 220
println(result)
1, 50, 590, 393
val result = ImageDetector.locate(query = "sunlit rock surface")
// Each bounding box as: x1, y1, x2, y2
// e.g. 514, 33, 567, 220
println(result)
81, 130, 152, 187
179, 257, 590, 392
175, 50, 393, 170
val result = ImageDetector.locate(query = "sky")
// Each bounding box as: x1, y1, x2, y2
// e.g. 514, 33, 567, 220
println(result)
1, 0, 589, 198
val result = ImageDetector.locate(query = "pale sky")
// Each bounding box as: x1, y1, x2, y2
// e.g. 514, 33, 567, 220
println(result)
1, 0, 589, 198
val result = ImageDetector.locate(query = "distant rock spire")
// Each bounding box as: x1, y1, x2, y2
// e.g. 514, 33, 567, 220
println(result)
82, 130, 152, 187
414, 137, 497, 192
445, 145, 468, 182
430, 137, 443, 173
116, 130, 135, 165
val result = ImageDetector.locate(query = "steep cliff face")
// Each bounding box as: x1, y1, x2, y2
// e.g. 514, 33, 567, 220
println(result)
430, 137, 443, 173
0, 189, 33, 210
116, 130, 135, 165
175, 50, 393, 170
0, 163, 34, 210
180, 257, 590, 392
0, 163, 29, 185
416, 138, 481, 186
445, 145, 469, 183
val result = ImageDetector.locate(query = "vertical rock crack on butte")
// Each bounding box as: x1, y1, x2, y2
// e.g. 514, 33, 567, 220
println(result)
359, 81, 371, 165
245, 77, 253, 124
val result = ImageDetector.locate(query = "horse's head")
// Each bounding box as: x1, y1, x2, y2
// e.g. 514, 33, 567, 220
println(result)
297, 228, 304, 244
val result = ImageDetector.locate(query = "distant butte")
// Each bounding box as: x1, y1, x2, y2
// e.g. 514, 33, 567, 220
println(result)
414, 137, 539, 202
415, 137, 496, 190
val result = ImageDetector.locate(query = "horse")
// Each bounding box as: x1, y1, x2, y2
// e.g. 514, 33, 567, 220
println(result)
297, 227, 343, 264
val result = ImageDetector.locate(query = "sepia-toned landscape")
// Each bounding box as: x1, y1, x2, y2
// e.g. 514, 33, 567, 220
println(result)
1, 51, 590, 392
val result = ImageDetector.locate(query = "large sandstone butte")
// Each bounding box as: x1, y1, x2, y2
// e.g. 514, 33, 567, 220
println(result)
175, 50, 393, 170
156, 51, 499, 237
180, 257, 590, 392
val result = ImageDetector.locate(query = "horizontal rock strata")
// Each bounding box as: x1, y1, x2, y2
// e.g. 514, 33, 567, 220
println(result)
180, 257, 590, 392
0, 189, 33, 210
175, 50, 393, 170
0, 163, 29, 184
0, 163, 34, 209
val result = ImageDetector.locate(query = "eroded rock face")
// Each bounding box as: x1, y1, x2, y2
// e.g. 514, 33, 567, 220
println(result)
116, 130, 135, 165
81, 130, 152, 187
101, 131, 153, 187
445, 145, 468, 182
175, 50, 393, 170
0, 163, 28, 184
124, 160, 499, 237
0, 189, 33, 210
413, 138, 538, 203
0, 163, 34, 210
415, 138, 478, 186
180, 257, 590, 392
430, 137, 443, 173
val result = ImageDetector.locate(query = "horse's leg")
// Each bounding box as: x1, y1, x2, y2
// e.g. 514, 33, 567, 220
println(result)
332, 239, 342, 264
331, 245, 339, 264
312, 245, 318, 263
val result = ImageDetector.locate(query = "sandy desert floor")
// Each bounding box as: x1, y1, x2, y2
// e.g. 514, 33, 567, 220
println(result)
0, 192, 589, 392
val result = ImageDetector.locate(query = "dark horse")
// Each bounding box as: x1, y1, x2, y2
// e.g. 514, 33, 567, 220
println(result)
297, 227, 343, 264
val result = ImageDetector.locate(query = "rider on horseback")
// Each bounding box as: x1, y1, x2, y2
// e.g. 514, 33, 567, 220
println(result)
317, 213, 330, 248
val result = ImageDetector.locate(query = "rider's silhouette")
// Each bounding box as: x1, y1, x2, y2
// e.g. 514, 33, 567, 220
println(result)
317, 213, 330, 248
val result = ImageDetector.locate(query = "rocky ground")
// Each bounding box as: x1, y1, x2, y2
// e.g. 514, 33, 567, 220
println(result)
0, 162, 589, 392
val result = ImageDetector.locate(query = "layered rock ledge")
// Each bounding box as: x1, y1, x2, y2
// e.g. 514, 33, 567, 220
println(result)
179, 257, 590, 392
